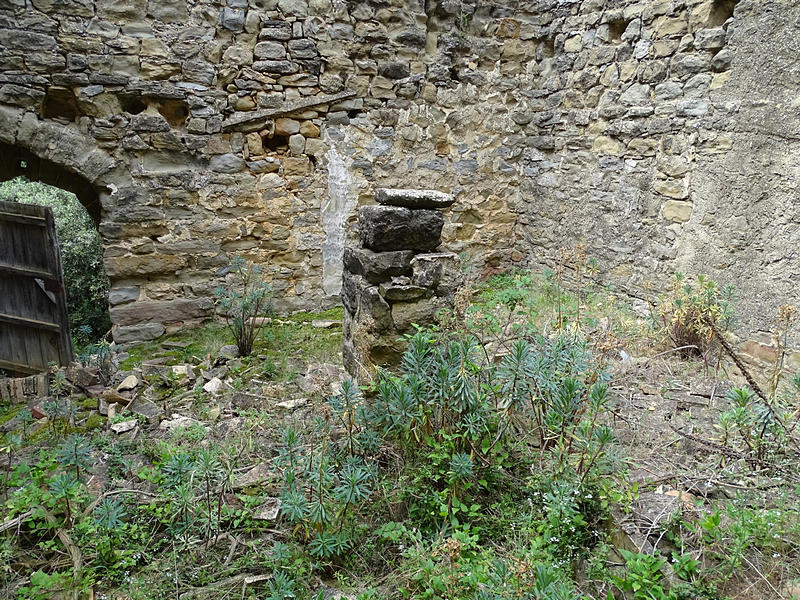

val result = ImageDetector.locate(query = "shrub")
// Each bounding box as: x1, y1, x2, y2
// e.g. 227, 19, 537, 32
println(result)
0, 178, 110, 345
214, 255, 273, 356
655, 273, 733, 360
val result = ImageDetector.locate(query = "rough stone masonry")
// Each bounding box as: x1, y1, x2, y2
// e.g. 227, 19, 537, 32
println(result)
0, 0, 799, 356
342, 187, 462, 380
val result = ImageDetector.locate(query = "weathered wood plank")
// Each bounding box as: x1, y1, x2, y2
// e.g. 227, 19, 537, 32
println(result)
0, 312, 61, 332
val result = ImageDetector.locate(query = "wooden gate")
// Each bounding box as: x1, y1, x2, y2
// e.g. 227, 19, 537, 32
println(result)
0, 199, 73, 374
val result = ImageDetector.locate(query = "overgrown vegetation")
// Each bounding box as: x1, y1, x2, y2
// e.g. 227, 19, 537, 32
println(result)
1, 262, 798, 599
0, 177, 110, 347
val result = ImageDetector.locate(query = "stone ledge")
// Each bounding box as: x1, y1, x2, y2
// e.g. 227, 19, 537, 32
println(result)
375, 188, 456, 209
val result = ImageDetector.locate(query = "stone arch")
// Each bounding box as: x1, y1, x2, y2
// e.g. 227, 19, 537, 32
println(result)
0, 107, 120, 224
0, 141, 102, 226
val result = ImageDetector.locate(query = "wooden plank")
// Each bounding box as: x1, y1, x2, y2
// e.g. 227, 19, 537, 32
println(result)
0, 210, 47, 226
0, 358, 41, 376
0, 261, 56, 279
0, 312, 61, 332
45, 207, 74, 365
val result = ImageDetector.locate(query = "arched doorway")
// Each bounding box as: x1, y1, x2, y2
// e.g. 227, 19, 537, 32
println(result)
0, 148, 111, 359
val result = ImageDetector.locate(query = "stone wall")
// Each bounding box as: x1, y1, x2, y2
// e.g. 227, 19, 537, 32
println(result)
0, 0, 798, 346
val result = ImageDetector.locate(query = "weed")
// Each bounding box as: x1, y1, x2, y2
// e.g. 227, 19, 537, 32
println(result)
215, 255, 273, 357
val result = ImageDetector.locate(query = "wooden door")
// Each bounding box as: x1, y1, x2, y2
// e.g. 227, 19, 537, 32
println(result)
0, 199, 73, 374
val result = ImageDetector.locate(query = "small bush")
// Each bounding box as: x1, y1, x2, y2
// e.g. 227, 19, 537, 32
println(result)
655, 273, 733, 359
214, 255, 273, 356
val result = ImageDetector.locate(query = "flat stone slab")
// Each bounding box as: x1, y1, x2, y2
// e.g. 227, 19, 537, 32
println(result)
379, 283, 427, 302
358, 206, 443, 252
375, 188, 456, 209
343, 247, 413, 284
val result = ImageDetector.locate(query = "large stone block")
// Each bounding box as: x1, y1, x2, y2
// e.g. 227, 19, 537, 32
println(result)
358, 206, 444, 252
343, 247, 413, 284
375, 188, 456, 209
391, 298, 444, 331
410, 252, 462, 296
113, 322, 165, 343
111, 298, 214, 327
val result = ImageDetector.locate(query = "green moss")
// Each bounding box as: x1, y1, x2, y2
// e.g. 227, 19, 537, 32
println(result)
84, 413, 105, 430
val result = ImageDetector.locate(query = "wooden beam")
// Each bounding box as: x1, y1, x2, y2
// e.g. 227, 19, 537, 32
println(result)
0, 358, 42, 376
0, 261, 55, 279
0, 312, 61, 332
0, 211, 47, 226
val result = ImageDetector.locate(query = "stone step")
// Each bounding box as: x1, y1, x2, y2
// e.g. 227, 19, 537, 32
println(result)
375, 188, 455, 209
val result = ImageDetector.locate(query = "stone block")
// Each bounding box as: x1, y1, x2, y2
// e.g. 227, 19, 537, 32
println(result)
254, 41, 286, 60
358, 206, 444, 252
375, 188, 456, 209
343, 247, 413, 284
108, 286, 140, 306
392, 298, 443, 331
663, 200, 692, 223
360, 286, 393, 331
220, 7, 245, 32
210, 153, 245, 173
379, 283, 427, 302
410, 252, 462, 295
694, 28, 726, 50
111, 297, 214, 327
275, 117, 300, 136
113, 322, 165, 343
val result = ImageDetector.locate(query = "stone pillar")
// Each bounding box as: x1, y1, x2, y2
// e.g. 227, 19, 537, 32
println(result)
342, 189, 463, 382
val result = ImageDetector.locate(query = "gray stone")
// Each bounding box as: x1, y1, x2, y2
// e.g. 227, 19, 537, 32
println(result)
128, 396, 164, 424
375, 188, 456, 209
108, 286, 139, 305
328, 23, 354, 39
260, 21, 292, 41
288, 133, 305, 155
343, 247, 413, 284
379, 283, 427, 302
378, 61, 410, 80
254, 41, 286, 60
278, 0, 307, 16
358, 206, 444, 252
217, 345, 240, 360
360, 286, 393, 331
711, 48, 732, 72
694, 28, 726, 50
411, 252, 462, 295
131, 113, 170, 132
392, 298, 443, 331
247, 158, 281, 173
253, 60, 298, 74
210, 153, 245, 173
220, 7, 246, 32
114, 323, 165, 343
288, 38, 317, 59
111, 419, 138, 434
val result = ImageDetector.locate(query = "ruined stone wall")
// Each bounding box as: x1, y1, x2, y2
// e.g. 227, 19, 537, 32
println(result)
1, 0, 798, 347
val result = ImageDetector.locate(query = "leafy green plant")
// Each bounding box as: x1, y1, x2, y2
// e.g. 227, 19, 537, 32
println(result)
56, 434, 92, 480
613, 549, 676, 600
94, 497, 127, 562
215, 255, 273, 357
275, 427, 374, 560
